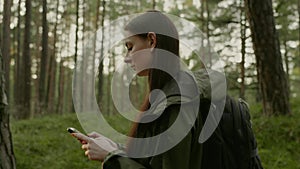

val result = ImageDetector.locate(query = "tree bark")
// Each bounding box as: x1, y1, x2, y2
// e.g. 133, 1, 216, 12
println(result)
75, 0, 80, 64
2, 0, 12, 101
245, 0, 290, 115
57, 60, 65, 114
240, 0, 246, 99
46, 0, 60, 113
0, 49, 16, 169
14, 0, 22, 112
33, 23, 41, 116
39, 0, 49, 113
91, 0, 101, 109
152, 0, 156, 9
18, 0, 32, 119
283, 39, 290, 97
81, 0, 86, 112
205, 0, 212, 67
98, 0, 106, 110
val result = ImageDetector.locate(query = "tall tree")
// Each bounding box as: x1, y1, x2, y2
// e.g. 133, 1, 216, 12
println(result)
92, 0, 100, 109
39, 0, 49, 112
0, 49, 16, 169
14, 0, 22, 112
152, 0, 156, 9
239, 0, 246, 99
282, 39, 290, 97
205, 0, 212, 67
57, 59, 65, 114
56, 30, 65, 114
33, 21, 41, 115
274, 0, 299, 98
46, 0, 60, 113
245, 0, 290, 115
97, 0, 106, 110
20, 0, 32, 119
2, 0, 12, 99
75, 0, 80, 64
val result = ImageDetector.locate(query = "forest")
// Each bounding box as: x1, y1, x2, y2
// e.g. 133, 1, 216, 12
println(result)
0, 0, 299, 168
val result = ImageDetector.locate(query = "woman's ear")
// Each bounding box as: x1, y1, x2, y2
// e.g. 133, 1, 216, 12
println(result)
147, 32, 157, 50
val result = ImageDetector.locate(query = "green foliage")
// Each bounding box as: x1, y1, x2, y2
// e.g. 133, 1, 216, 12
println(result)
11, 113, 101, 169
250, 97, 300, 169
10, 112, 133, 168
10, 97, 300, 169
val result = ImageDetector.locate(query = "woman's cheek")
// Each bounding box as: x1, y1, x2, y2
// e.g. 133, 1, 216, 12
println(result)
141, 50, 153, 67
134, 50, 152, 70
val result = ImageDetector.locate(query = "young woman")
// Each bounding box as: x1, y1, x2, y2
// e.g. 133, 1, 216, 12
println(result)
73, 10, 207, 169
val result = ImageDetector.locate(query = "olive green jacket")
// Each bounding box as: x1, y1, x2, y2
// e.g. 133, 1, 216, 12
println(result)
103, 70, 221, 169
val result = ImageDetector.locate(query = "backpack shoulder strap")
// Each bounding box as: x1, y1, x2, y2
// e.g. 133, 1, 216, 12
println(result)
228, 97, 242, 136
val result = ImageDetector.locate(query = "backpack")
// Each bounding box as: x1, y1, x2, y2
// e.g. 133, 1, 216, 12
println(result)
201, 96, 264, 169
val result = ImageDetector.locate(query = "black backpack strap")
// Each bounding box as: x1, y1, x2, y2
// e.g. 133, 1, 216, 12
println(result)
251, 148, 258, 158
230, 98, 242, 136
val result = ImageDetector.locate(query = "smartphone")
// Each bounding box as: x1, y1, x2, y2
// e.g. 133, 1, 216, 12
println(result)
67, 127, 81, 134
67, 127, 88, 144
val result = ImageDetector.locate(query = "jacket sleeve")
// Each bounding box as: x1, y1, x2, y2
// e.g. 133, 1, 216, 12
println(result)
103, 154, 147, 169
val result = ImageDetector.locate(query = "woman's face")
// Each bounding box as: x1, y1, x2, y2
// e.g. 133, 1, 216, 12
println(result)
124, 33, 155, 76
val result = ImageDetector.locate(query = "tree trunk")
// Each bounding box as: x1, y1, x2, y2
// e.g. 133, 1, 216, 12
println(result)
0, 49, 16, 169
205, 0, 212, 67
81, 0, 86, 112
2, 0, 12, 101
152, 0, 156, 9
98, 0, 106, 110
57, 60, 65, 114
199, 0, 209, 68
91, 0, 101, 109
74, 0, 82, 112
75, 0, 80, 64
66, 70, 73, 113
283, 39, 290, 97
245, 0, 290, 115
46, 55, 56, 113
200, 0, 204, 53
46, 0, 60, 113
39, 0, 49, 113
19, 0, 32, 119
33, 22, 41, 116
14, 0, 22, 114
240, 0, 246, 99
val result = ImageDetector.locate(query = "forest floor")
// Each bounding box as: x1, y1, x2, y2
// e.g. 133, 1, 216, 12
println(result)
10, 98, 300, 169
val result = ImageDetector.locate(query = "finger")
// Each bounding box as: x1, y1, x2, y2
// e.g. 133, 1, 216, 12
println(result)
85, 150, 89, 156
82, 144, 89, 150
72, 133, 91, 143
80, 140, 87, 144
86, 150, 97, 161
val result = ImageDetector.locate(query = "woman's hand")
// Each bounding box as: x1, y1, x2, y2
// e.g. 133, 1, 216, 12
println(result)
72, 132, 118, 161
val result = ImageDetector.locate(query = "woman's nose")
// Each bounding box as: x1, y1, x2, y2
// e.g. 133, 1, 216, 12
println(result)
124, 54, 132, 63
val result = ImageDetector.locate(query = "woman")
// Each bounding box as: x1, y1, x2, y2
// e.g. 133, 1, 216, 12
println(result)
73, 10, 207, 169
